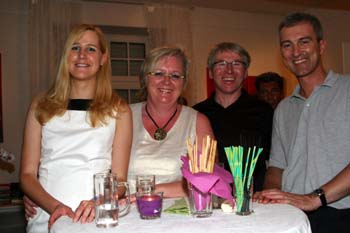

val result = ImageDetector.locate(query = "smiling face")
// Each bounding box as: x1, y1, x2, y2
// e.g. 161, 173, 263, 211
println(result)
67, 30, 107, 82
210, 50, 248, 95
146, 55, 185, 105
280, 22, 326, 79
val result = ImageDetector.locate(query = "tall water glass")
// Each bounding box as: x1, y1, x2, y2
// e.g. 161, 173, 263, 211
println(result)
94, 173, 130, 228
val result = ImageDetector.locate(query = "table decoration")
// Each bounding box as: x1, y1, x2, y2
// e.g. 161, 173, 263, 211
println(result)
225, 144, 263, 215
136, 192, 163, 219
182, 136, 233, 217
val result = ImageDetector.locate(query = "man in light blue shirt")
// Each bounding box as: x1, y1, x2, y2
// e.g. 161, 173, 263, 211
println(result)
257, 12, 350, 233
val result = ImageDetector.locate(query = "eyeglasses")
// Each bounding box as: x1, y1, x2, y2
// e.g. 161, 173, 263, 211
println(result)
148, 71, 185, 81
213, 60, 246, 70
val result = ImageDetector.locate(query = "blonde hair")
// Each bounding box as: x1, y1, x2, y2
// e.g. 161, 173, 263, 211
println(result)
36, 24, 126, 127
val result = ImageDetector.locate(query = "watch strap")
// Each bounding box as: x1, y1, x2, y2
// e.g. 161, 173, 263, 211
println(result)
313, 188, 327, 206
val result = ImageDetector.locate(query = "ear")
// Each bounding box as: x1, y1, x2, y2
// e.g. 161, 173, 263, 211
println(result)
319, 39, 326, 55
209, 69, 214, 79
100, 53, 107, 66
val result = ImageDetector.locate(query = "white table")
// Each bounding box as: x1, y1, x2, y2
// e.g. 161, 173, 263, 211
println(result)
51, 199, 311, 233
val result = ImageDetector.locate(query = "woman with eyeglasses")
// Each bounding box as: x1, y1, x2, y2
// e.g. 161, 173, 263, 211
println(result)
20, 24, 132, 232
128, 46, 214, 197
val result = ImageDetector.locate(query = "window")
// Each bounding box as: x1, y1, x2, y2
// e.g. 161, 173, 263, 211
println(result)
102, 26, 148, 104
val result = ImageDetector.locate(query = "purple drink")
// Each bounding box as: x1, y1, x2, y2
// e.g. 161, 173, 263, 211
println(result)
136, 193, 163, 219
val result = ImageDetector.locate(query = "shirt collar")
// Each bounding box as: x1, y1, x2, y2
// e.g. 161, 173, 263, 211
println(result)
290, 70, 336, 100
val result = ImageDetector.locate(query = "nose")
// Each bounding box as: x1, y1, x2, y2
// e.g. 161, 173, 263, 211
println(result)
78, 49, 86, 58
225, 63, 233, 74
163, 74, 171, 84
292, 44, 302, 57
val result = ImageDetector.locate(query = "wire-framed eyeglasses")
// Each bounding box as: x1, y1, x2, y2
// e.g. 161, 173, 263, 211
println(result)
213, 60, 247, 70
148, 71, 185, 81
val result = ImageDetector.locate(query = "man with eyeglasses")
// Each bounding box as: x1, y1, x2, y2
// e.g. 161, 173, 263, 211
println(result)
193, 42, 273, 191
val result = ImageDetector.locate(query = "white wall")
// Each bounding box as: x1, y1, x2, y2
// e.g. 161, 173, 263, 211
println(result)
0, 0, 29, 183
2, 1, 350, 183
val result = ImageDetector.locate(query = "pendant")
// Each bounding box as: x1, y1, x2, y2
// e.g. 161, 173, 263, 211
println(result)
154, 128, 167, 141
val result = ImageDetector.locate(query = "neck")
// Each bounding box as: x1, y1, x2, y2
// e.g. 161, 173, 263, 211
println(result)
70, 79, 96, 99
298, 67, 327, 98
214, 89, 241, 108
146, 100, 178, 117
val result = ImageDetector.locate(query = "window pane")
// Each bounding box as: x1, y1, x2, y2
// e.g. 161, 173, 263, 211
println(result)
130, 89, 141, 103
114, 89, 129, 103
130, 43, 145, 58
111, 60, 128, 76
111, 42, 127, 58
130, 60, 143, 76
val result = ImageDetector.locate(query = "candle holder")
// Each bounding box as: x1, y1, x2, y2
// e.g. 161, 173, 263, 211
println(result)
136, 192, 163, 219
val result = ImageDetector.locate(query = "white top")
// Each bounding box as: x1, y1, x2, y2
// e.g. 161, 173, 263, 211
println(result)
27, 110, 116, 233
51, 200, 312, 233
128, 102, 197, 193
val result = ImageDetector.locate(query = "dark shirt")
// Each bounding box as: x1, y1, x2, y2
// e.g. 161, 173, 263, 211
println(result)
193, 90, 273, 191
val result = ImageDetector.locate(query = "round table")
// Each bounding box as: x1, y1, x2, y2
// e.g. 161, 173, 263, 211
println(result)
51, 199, 311, 233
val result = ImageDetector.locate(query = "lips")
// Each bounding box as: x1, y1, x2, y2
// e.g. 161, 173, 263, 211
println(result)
158, 88, 172, 94
75, 63, 89, 67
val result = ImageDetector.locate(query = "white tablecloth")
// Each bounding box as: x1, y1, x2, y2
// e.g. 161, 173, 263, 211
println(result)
51, 199, 311, 233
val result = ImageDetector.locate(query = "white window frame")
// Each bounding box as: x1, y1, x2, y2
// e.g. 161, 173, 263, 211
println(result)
105, 33, 148, 103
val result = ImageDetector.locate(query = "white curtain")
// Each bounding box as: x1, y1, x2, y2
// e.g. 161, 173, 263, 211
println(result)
28, 0, 81, 99
144, 4, 197, 105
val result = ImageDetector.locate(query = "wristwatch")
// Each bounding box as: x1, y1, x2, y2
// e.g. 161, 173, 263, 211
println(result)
312, 188, 327, 206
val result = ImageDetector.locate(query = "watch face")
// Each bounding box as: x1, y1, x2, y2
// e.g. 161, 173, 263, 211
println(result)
314, 188, 324, 195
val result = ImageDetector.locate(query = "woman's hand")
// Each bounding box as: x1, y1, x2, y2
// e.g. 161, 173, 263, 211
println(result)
48, 203, 74, 228
23, 195, 38, 220
73, 200, 95, 224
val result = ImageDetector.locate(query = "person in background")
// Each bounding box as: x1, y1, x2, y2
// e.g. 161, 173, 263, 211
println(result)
255, 72, 284, 109
128, 46, 214, 197
255, 12, 350, 233
20, 24, 132, 233
193, 42, 273, 191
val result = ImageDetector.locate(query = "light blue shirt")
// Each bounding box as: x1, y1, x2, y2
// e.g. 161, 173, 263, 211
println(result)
269, 71, 350, 209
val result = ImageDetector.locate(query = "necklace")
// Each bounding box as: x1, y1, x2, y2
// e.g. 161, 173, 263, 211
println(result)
145, 104, 178, 141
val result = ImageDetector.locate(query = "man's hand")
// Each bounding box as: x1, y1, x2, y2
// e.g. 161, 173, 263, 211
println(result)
260, 189, 321, 211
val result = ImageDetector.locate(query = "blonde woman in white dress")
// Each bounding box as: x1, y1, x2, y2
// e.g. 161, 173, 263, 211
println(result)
20, 24, 132, 233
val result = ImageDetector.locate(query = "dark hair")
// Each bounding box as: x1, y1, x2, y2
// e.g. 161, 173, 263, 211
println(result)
207, 42, 251, 71
278, 12, 323, 42
255, 72, 284, 91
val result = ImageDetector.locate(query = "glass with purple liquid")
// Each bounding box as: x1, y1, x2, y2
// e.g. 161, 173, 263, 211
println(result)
136, 192, 163, 219
188, 183, 212, 218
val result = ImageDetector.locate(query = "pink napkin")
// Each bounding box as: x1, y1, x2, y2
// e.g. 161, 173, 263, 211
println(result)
181, 156, 234, 204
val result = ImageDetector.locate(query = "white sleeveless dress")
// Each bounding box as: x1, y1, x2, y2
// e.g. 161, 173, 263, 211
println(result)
128, 102, 197, 193
27, 107, 116, 233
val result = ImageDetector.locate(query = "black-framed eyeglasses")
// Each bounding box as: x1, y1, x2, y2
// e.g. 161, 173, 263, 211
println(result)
148, 71, 185, 81
213, 60, 246, 70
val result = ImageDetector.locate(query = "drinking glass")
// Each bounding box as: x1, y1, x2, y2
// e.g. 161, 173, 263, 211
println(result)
136, 174, 155, 194
94, 173, 130, 228
188, 183, 212, 218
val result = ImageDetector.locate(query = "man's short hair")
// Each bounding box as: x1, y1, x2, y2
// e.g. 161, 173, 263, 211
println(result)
278, 12, 323, 42
255, 72, 284, 91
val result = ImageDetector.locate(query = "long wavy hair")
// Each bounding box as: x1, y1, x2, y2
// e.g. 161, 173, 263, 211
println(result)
36, 24, 126, 127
